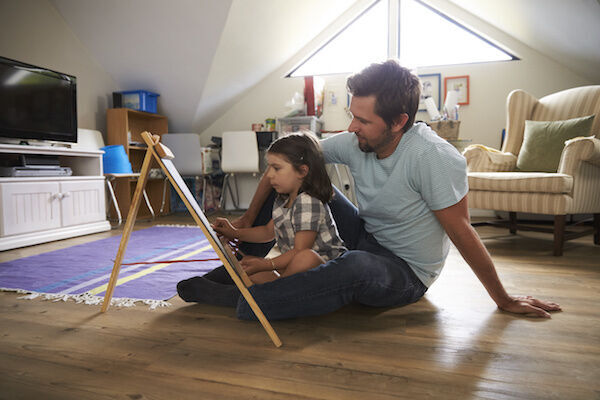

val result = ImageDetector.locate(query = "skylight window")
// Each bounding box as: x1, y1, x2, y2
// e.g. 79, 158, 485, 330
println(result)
399, 0, 513, 67
287, 0, 515, 77
288, 0, 387, 77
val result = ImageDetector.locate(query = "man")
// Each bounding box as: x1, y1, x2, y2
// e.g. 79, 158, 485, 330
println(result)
177, 60, 560, 320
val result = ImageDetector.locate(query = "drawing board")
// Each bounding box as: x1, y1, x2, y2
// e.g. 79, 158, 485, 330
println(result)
101, 132, 280, 347
156, 155, 254, 287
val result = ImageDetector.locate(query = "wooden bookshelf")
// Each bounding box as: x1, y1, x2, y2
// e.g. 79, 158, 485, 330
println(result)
106, 108, 170, 220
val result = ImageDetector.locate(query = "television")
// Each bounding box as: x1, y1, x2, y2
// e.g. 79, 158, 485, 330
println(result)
0, 56, 77, 144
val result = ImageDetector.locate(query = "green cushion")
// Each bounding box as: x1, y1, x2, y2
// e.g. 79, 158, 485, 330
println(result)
516, 115, 595, 172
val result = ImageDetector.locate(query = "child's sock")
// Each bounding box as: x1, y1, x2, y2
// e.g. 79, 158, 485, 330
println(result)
177, 276, 239, 307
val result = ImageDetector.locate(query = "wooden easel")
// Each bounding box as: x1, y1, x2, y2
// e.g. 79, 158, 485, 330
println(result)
101, 131, 281, 347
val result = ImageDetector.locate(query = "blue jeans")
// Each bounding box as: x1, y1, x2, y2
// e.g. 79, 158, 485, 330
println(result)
234, 187, 427, 320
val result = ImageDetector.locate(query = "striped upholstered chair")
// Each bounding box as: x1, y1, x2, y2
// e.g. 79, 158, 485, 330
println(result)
464, 86, 600, 256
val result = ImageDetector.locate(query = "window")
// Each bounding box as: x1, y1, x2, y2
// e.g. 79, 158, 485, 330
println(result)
288, 0, 515, 77
288, 0, 388, 77
399, 0, 514, 67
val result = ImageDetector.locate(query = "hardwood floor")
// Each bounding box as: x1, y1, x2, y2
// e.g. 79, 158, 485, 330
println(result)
1, 213, 599, 399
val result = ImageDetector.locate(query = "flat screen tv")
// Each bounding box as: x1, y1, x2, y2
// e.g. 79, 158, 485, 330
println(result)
0, 56, 77, 144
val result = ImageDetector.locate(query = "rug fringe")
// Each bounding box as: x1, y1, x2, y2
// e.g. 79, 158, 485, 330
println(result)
0, 287, 171, 310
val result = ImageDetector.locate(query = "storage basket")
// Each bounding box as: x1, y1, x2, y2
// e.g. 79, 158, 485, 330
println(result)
428, 120, 460, 140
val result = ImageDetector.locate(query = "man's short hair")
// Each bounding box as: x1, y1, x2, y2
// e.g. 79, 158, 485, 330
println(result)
347, 59, 421, 132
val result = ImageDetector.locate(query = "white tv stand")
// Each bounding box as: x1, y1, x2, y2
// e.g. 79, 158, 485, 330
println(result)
0, 144, 110, 251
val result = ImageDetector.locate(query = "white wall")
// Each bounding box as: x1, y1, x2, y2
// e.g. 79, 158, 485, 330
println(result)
200, 0, 592, 150
410, 0, 593, 148
198, 0, 375, 146
191, 0, 356, 135
200, 0, 593, 213
0, 0, 120, 137
414, 62, 591, 149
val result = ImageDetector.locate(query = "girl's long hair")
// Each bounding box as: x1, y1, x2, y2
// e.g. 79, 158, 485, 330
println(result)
267, 132, 333, 203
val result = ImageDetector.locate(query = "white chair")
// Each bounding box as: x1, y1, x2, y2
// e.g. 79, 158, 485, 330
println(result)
73, 128, 105, 150
326, 163, 357, 206
74, 129, 156, 227
220, 131, 260, 210
161, 133, 217, 212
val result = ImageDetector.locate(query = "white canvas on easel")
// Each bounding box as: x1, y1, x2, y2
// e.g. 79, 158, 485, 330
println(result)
100, 131, 281, 347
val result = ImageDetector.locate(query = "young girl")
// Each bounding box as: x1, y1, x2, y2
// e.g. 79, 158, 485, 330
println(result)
212, 132, 346, 284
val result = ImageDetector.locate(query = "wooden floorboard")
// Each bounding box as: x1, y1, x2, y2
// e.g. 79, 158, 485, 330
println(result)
0, 213, 599, 399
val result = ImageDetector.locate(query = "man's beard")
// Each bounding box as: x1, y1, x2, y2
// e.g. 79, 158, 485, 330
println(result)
357, 140, 373, 153
357, 127, 394, 153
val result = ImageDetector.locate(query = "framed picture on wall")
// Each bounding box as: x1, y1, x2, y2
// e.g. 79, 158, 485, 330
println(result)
444, 75, 470, 105
418, 73, 441, 112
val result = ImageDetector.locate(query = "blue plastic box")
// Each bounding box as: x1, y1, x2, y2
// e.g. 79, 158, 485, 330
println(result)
119, 90, 159, 113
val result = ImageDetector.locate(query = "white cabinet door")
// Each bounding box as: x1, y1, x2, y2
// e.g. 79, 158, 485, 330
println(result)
59, 180, 106, 227
0, 181, 61, 236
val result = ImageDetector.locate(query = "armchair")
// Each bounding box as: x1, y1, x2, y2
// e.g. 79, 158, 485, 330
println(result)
464, 86, 600, 255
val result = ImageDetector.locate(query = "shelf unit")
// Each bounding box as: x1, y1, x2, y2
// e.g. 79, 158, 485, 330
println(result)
106, 108, 170, 220
0, 144, 110, 251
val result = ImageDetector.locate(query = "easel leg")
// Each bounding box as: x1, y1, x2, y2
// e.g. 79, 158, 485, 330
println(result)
137, 131, 282, 347
215, 254, 282, 348
101, 150, 154, 312
235, 281, 283, 347
182, 222, 281, 347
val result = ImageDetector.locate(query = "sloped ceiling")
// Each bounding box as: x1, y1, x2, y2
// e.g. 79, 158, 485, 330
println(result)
190, 0, 360, 133
50, 0, 599, 133
50, 0, 232, 133
50, 0, 357, 133
447, 0, 600, 83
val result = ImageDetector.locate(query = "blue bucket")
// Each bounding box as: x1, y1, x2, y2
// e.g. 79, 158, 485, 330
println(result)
101, 145, 133, 174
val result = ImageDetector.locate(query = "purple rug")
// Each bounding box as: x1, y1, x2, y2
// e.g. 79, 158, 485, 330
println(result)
0, 226, 221, 308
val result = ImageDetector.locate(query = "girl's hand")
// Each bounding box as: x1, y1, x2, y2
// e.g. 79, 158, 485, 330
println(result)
240, 256, 271, 275
211, 217, 237, 240
231, 214, 252, 229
